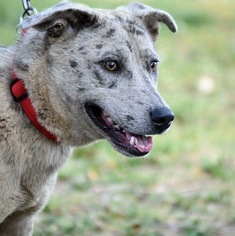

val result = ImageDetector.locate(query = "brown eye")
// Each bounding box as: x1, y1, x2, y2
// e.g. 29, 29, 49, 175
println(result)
150, 61, 158, 72
104, 61, 118, 71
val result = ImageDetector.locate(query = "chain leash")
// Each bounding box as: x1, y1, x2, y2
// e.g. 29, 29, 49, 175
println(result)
16, 0, 38, 34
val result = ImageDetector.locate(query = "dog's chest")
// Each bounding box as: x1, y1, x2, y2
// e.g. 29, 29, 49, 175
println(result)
18, 143, 71, 211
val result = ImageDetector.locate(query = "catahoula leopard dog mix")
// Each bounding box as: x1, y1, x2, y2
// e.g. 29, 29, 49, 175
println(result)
0, 1, 177, 235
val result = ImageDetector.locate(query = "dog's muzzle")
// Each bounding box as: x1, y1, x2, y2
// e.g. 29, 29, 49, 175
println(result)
150, 107, 174, 133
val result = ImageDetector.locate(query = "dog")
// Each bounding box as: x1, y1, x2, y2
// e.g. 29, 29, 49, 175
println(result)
0, 1, 177, 235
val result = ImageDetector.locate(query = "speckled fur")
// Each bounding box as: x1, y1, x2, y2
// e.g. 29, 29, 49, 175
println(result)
0, 1, 177, 235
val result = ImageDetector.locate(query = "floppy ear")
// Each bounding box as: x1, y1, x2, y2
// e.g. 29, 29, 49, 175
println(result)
21, 1, 97, 38
124, 2, 178, 41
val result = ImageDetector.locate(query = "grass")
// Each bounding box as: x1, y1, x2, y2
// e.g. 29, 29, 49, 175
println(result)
1, 0, 235, 235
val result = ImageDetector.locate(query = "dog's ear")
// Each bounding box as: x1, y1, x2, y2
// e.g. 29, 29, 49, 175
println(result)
21, 1, 97, 38
123, 2, 178, 41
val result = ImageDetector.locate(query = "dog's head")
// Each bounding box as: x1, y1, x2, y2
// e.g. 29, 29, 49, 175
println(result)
16, 1, 177, 157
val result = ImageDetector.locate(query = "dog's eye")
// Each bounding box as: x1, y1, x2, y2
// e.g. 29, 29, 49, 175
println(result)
150, 60, 158, 73
104, 61, 118, 72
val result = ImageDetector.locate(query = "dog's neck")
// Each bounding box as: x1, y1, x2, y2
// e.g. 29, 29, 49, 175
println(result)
10, 72, 58, 143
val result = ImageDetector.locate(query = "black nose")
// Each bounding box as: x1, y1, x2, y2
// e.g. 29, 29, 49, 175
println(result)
150, 107, 174, 126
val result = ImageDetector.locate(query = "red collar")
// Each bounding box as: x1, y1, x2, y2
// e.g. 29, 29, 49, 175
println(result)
10, 73, 58, 142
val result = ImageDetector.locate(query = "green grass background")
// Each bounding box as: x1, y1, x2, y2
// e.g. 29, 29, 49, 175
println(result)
1, 0, 235, 235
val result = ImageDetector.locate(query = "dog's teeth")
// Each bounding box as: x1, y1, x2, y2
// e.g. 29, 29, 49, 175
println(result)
106, 116, 113, 123
102, 110, 109, 118
130, 136, 135, 146
114, 125, 120, 130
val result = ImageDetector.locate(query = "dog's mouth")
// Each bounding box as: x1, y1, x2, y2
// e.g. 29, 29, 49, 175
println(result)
85, 103, 153, 157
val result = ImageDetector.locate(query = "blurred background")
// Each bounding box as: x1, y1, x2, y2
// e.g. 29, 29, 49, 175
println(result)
1, 0, 235, 235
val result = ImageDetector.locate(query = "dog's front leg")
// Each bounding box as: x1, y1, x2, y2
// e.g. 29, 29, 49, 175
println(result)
0, 211, 34, 236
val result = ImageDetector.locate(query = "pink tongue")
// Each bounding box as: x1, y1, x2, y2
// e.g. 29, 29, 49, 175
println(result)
134, 136, 153, 153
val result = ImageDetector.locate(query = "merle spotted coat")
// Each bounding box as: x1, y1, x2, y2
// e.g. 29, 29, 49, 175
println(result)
0, 1, 177, 235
